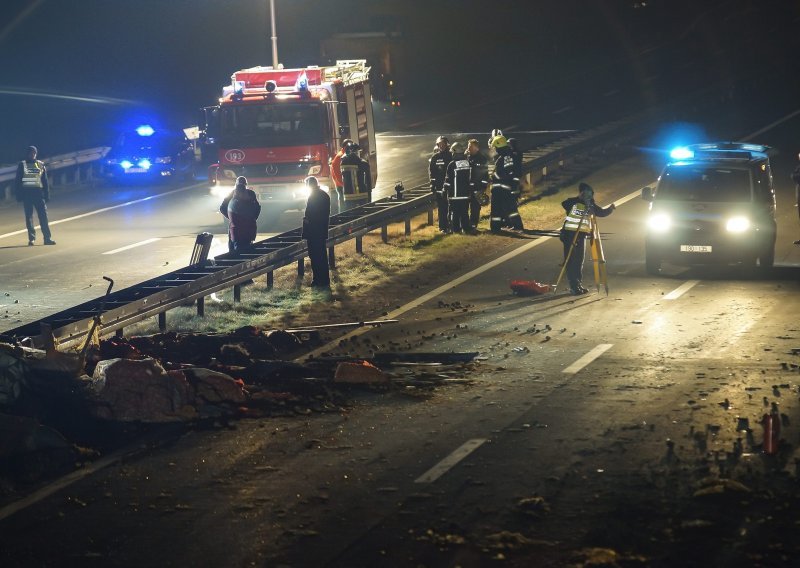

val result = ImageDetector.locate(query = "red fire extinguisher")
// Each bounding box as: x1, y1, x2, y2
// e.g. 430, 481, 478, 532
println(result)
761, 411, 781, 455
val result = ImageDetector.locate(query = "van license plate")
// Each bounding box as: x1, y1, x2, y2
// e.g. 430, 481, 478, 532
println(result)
680, 245, 712, 253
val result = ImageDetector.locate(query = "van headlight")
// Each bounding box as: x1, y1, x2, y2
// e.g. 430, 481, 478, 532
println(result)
647, 213, 671, 233
725, 216, 750, 233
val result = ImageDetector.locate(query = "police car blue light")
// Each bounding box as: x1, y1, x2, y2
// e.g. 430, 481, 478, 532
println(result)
120, 160, 133, 169
136, 125, 155, 137
137, 159, 152, 170
669, 147, 694, 160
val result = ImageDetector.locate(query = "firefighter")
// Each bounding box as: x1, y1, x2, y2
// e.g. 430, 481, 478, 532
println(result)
14, 146, 55, 246
443, 142, 473, 234
340, 142, 372, 211
302, 176, 331, 289
329, 138, 353, 215
429, 135, 453, 233
489, 135, 524, 232
219, 176, 261, 254
466, 138, 489, 229
559, 182, 615, 295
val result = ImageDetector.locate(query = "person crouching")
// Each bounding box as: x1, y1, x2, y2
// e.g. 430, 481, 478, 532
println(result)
220, 176, 261, 254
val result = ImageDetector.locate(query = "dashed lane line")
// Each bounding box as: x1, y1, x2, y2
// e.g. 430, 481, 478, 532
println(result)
414, 438, 487, 484
663, 279, 700, 300
562, 344, 613, 374
102, 238, 161, 255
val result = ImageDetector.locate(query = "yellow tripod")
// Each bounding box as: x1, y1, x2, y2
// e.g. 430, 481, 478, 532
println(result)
553, 212, 608, 295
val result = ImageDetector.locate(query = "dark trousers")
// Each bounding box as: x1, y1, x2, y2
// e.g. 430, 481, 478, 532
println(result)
449, 199, 471, 233
561, 231, 586, 289
490, 187, 508, 233
469, 193, 482, 227
23, 197, 52, 242
435, 191, 449, 231
307, 238, 330, 288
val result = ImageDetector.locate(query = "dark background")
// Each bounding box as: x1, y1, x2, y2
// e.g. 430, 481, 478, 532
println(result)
1, 0, 798, 163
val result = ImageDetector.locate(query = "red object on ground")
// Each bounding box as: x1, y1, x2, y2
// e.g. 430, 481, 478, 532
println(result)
762, 413, 780, 454
510, 280, 552, 296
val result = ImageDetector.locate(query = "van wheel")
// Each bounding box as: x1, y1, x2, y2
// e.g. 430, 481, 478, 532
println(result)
645, 253, 661, 275
759, 246, 775, 269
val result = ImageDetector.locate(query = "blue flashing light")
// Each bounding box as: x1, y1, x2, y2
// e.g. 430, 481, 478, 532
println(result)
120, 160, 133, 169
137, 159, 152, 170
295, 72, 308, 92
670, 147, 694, 161
136, 124, 155, 137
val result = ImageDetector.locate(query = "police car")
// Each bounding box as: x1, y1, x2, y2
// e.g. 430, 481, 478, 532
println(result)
642, 142, 777, 273
104, 125, 195, 183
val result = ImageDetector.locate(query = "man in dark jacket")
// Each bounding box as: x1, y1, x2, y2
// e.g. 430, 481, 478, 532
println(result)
560, 182, 615, 295
220, 176, 261, 254
466, 139, 489, 229
429, 135, 453, 233
302, 176, 331, 289
443, 142, 474, 234
792, 152, 800, 245
14, 146, 55, 246
489, 135, 523, 232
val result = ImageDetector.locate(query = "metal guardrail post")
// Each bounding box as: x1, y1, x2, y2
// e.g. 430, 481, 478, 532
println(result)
158, 312, 167, 332
328, 246, 336, 268
404, 218, 411, 236
381, 225, 388, 243
197, 296, 205, 316
356, 236, 363, 253
267, 271, 274, 288
427, 207, 434, 226
297, 258, 305, 277
233, 284, 241, 302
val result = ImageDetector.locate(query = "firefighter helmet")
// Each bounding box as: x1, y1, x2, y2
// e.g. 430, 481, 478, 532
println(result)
449, 142, 462, 155
346, 142, 360, 154
490, 135, 508, 149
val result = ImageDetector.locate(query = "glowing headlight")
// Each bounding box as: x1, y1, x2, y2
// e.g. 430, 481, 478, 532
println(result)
137, 159, 152, 169
307, 165, 322, 175
295, 184, 311, 200
725, 216, 750, 233
647, 213, 671, 233
120, 160, 133, 169
670, 147, 694, 160
155, 156, 172, 164
211, 185, 234, 198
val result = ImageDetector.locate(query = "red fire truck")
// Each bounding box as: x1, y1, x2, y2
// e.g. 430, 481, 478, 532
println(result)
205, 60, 377, 210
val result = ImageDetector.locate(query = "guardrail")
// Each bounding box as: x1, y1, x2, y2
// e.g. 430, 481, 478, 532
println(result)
0, 146, 110, 201
2, 115, 645, 350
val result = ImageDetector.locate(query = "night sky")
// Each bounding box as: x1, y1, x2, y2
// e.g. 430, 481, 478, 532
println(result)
1, 0, 798, 163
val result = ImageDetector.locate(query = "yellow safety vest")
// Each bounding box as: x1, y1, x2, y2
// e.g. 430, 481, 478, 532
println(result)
21, 160, 45, 189
563, 203, 591, 233
341, 163, 369, 202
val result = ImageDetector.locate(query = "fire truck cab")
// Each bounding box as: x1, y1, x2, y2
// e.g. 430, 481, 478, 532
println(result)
205, 60, 377, 211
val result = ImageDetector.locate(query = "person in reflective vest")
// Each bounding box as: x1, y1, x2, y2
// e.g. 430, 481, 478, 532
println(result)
489, 135, 523, 232
443, 142, 474, 234
14, 146, 55, 246
329, 138, 352, 216
429, 135, 453, 233
219, 176, 261, 254
466, 139, 489, 229
560, 182, 615, 295
340, 142, 372, 211
301, 176, 331, 289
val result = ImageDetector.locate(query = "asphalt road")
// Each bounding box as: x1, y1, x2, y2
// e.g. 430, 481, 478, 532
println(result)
1, 105, 799, 566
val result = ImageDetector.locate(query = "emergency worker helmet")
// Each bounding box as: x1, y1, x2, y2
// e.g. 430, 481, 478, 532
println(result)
346, 142, 360, 154
490, 135, 508, 149
449, 142, 462, 155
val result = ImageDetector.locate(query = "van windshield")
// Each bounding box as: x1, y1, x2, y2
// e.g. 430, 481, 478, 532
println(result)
658, 166, 752, 202
220, 102, 325, 147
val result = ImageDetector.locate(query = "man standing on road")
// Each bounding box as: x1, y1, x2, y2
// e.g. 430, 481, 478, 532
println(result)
429, 135, 453, 233
443, 142, 473, 234
466, 138, 489, 230
14, 146, 55, 246
302, 176, 331, 289
792, 151, 800, 245
489, 135, 524, 232
329, 138, 352, 216
560, 182, 615, 295
219, 176, 261, 254
340, 143, 372, 211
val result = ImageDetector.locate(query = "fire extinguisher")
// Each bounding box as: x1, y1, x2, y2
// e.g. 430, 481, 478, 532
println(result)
761, 410, 781, 455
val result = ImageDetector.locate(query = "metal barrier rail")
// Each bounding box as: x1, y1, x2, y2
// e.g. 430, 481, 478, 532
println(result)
0, 147, 111, 201
2, 115, 645, 350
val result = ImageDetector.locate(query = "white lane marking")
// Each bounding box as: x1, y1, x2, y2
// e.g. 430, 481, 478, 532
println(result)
301, 187, 644, 361
0, 184, 201, 241
553, 106, 573, 115
415, 438, 487, 484
102, 238, 161, 255
562, 344, 613, 374
742, 109, 800, 140
663, 280, 699, 300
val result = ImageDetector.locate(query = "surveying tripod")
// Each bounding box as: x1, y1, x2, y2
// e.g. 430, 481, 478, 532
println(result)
553, 209, 608, 296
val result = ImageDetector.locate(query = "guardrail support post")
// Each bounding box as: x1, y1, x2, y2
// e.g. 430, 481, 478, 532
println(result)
427, 208, 434, 226
115, 329, 124, 338
356, 236, 363, 254
328, 246, 335, 268
197, 296, 205, 316
381, 225, 388, 243
404, 218, 411, 236
233, 284, 241, 302
158, 312, 167, 332
267, 271, 274, 289
297, 258, 305, 278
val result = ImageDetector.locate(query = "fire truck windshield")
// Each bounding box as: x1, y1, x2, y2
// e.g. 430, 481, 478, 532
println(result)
220, 102, 325, 148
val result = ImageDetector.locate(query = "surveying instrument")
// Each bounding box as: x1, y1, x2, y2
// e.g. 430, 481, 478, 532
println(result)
553, 206, 609, 296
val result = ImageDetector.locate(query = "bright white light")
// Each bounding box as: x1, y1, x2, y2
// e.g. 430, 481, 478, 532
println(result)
670, 147, 694, 160
211, 185, 234, 198
647, 213, 671, 233
295, 184, 311, 200
726, 216, 750, 233
137, 159, 152, 169
120, 160, 133, 169
136, 125, 155, 137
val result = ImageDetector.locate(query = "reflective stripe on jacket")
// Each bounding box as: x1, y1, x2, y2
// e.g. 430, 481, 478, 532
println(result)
21, 160, 44, 189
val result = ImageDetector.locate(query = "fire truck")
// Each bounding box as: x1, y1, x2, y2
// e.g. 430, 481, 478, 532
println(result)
205, 60, 377, 210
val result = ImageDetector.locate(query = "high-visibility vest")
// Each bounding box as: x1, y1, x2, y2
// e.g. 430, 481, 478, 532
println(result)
563, 202, 591, 233
21, 160, 45, 189
341, 161, 369, 202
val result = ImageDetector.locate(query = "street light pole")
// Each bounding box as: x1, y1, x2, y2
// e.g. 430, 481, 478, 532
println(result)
269, 0, 279, 68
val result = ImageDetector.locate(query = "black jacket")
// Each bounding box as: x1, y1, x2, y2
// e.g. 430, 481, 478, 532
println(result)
302, 188, 330, 241
14, 159, 50, 202
341, 153, 372, 198
492, 148, 516, 189
429, 149, 453, 193
444, 156, 473, 200
468, 151, 489, 192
